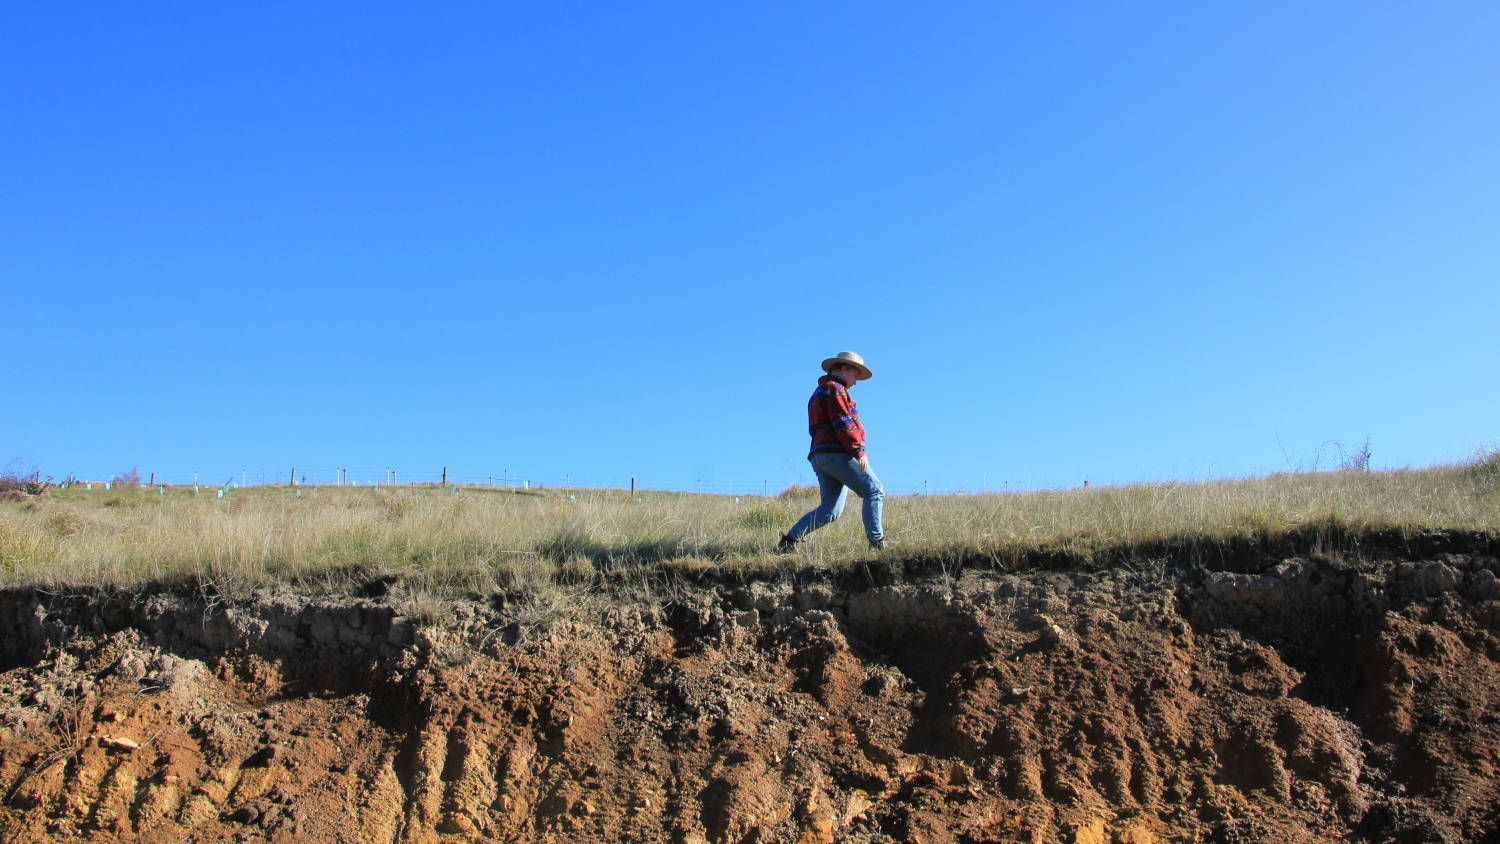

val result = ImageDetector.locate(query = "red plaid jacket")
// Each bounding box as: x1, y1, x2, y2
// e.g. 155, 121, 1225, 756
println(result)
807, 375, 866, 459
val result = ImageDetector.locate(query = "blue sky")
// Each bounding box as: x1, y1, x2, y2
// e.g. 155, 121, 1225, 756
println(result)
5, 1, 1497, 494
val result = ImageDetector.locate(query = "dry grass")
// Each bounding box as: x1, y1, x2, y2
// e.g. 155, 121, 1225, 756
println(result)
1, 453, 1496, 598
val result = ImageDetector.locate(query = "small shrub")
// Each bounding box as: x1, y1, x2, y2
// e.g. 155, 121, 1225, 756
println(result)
1339, 439, 1371, 472
111, 467, 143, 488
0, 459, 50, 496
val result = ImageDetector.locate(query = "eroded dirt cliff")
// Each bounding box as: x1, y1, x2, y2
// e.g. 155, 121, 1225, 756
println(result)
3, 546, 1500, 842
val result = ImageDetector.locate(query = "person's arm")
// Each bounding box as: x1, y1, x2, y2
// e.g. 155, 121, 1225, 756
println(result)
832, 388, 866, 459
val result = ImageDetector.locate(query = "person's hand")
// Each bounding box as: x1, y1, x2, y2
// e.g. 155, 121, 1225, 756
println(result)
857, 455, 870, 472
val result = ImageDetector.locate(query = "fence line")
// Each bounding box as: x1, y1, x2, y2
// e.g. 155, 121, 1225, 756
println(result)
53, 466, 972, 497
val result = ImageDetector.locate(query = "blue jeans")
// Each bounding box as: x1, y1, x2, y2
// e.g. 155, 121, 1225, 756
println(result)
788, 453, 884, 542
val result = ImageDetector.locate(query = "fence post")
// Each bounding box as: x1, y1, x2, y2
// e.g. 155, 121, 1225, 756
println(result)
149, 472, 154, 485
442, 467, 447, 485
290, 468, 296, 487
630, 478, 635, 495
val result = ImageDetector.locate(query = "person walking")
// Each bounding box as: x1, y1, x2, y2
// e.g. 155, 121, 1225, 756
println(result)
779, 351, 886, 551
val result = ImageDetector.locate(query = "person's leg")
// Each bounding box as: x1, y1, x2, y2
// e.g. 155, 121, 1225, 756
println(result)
859, 466, 884, 542
785, 461, 848, 541
813, 455, 884, 542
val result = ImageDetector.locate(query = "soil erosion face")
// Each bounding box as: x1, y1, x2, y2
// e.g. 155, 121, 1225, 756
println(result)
3, 550, 1500, 843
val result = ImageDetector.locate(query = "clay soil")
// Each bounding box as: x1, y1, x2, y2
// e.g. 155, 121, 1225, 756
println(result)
4, 544, 1500, 843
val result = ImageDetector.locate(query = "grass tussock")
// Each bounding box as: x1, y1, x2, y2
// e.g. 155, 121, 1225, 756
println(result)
1, 455, 1496, 599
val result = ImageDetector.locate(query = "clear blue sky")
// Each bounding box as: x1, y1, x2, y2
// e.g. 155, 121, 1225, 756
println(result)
5, 2, 1497, 494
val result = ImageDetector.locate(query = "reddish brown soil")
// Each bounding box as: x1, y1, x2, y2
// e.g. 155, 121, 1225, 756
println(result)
3, 549, 1500, 843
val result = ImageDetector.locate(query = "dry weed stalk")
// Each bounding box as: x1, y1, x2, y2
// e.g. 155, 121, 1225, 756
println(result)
0, 455, 1495, 597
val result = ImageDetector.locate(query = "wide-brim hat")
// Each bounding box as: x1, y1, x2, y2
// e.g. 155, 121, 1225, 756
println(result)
821, 350, 872, 380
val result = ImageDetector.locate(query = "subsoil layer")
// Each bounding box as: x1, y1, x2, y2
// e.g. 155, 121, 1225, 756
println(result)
4, 546, 1500, 843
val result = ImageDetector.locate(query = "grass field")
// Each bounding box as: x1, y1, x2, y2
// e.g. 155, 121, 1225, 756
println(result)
2, 453, 1496, 604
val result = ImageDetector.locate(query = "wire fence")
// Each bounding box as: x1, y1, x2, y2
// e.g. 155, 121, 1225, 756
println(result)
52, 465, 963, 497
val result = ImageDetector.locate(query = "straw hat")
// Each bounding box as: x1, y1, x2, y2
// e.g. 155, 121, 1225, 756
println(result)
821, 351, 872, 380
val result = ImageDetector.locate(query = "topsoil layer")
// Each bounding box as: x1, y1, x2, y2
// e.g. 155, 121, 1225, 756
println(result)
3, 543, 1500, 843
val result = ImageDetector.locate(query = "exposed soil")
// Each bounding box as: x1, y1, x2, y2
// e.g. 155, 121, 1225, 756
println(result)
4, 544, 1500, 843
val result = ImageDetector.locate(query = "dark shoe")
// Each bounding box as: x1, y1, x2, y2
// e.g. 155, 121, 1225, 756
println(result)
869, 538, 887, 550
777, 533, 800, 553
